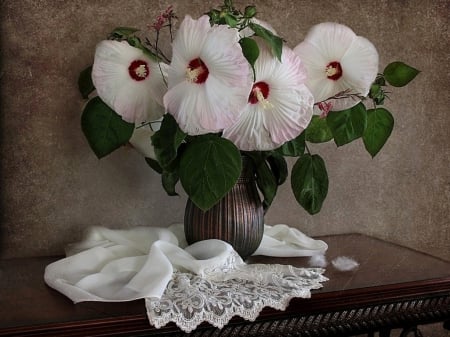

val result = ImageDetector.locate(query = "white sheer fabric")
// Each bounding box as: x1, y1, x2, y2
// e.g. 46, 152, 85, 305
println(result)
44, 223, 328, 332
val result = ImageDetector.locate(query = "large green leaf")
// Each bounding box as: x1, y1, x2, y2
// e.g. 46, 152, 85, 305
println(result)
291, 154, 328, 215
305, 115, 333, 143
78, 65, 94, 99
384, 62, 419, 87
179, 136, 242, 211
81, 97, 134, 158
151, 114, 186, 169
363, 108, 394, 157
277, 131, 305, 157
327, 102, 367, 146
267, 152, 288, 186
248, 22, 282, 61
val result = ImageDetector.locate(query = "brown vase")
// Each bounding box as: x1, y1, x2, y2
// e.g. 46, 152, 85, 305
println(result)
184, 156, 264, 259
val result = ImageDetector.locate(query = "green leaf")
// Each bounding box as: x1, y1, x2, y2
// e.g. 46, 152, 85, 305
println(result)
305, 115, 333, 143
109, 27, 140, 39
384, 61, 419, 87
255, 160, 278, 211
78, 66, 94, 99
369, 83, 386, 105
224, 13, 238, 27
244, 5, 257, 18
224, 0, 233, 8
248, 22, 283, 61
246, 152, 278, 211
326, 102, 367, 146
179, 136, 242, 211
162, 170, 179, 196
239, 37, 259, 72
374, 74, 386, 86
126, 36, 159, 61
151, 114, 186, 170
145, 157, 163, 174
277, 131, 305, 157
363, 108, 394, 157
267, 152, 288, 186
291, 154, 328, 215
208, 9, 221, 24
81, 97, 134, 158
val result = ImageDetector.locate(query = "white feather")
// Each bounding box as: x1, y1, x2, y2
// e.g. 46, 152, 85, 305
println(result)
308, 254, 328, 268
331, 256, 359, 271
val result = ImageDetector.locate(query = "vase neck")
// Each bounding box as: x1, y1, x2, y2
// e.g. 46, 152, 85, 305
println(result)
237, 156, 255, 183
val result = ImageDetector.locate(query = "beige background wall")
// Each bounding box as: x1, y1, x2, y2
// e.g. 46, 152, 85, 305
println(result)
1, 0, 449, 260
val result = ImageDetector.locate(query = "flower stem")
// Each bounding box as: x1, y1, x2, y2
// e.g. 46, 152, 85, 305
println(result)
305, 142, 311, 155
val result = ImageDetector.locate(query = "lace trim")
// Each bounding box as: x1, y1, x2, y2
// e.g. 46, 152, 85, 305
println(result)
146, 264, 327, 333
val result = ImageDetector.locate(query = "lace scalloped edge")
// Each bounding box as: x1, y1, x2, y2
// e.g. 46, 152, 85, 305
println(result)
146, 273, 328, 333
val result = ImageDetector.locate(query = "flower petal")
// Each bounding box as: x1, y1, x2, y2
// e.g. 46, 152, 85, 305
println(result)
341, 36, 379, 97
171, 15, 210, 62
222, 105, 274, 151
303, 22, 356, 60
164, 82, 219, 135
265, 85, 314, 144
114, 82, 166, 123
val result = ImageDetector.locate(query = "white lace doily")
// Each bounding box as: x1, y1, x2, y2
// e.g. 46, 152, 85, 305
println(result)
146, 260, 327, 333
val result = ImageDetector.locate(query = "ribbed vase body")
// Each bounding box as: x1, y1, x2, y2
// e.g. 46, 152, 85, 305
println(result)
184, 157, 264, 259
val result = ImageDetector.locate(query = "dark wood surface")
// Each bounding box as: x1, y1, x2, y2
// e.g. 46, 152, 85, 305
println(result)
1, 233, 449, 336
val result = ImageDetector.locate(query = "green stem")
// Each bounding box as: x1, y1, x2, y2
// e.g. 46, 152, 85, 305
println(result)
305, 142, 311, 155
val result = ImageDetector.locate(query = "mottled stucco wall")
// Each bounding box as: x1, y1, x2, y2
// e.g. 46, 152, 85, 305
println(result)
1, 0, 449, 260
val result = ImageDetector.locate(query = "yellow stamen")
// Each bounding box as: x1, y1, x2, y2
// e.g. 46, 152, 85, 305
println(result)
254, 88, 273, 109
135, 64, 148, 78
186, 67, 202, 82
325, 65, 338, 77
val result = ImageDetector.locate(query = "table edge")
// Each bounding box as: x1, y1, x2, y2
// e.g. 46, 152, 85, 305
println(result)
2, 275, 449, 337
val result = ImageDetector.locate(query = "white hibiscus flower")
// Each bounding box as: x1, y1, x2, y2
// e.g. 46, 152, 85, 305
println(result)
92, 40, 168, 124
163, 15, 253, 135
222, 40, 314, 151
294, 22, 379, 111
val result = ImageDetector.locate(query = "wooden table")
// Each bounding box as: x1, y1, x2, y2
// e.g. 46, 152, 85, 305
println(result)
1, 234, 449, 336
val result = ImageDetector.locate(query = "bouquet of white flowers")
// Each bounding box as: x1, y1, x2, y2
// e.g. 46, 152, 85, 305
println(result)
79, 0, 418, 215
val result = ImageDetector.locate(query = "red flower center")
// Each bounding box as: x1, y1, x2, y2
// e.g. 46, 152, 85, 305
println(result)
325, 61, 343, 81
187, 58, 209, 84
248, 82, 270, 104
128, 60, 150, 81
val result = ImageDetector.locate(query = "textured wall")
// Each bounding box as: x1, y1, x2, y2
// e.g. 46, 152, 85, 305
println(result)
1, 0, 449, 260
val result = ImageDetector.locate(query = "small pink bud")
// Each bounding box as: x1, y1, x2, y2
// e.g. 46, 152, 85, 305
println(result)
318, 101, 333, 118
